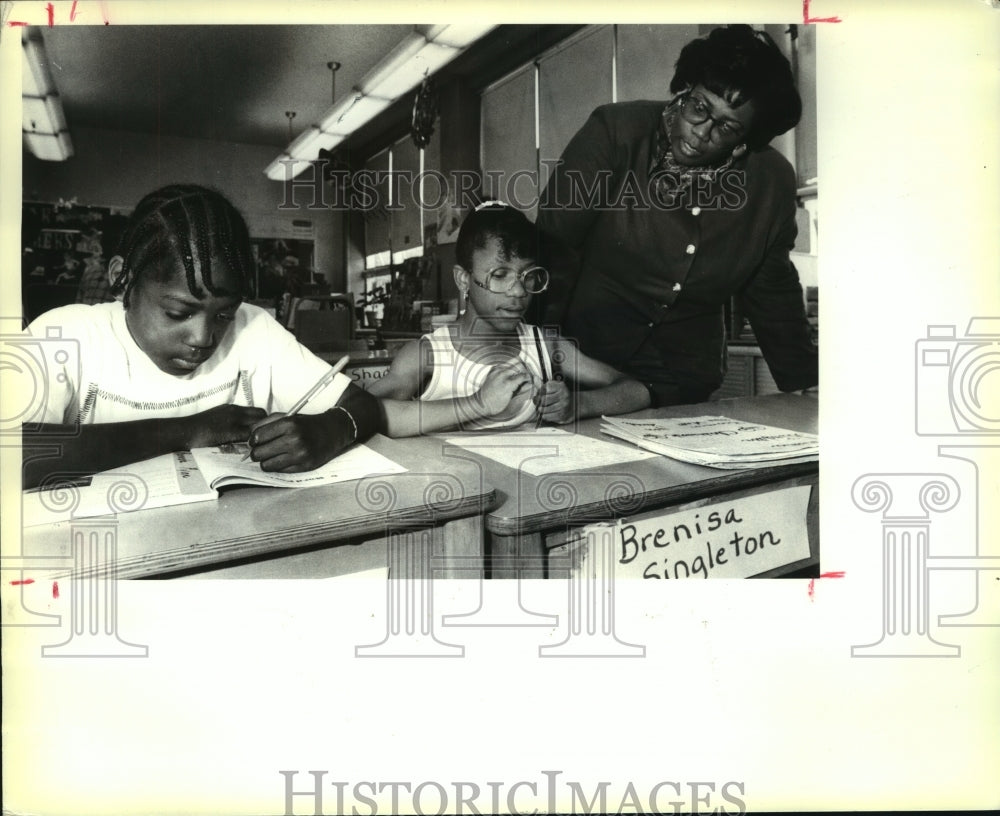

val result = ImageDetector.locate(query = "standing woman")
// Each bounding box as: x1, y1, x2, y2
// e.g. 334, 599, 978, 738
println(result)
537, 25, 817, 407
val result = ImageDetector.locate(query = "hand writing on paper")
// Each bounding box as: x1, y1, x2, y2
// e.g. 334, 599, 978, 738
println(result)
246, 410, 352, 472
473, 358, 538, 421
536, 379, 575, 425
186, 405, 267, 448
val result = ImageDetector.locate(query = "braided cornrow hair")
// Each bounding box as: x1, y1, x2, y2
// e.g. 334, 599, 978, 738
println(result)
111, 185, 253, 306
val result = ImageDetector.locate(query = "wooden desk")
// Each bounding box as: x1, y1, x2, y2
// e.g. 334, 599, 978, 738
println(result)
459, 393, 819, 578
21, 395, 814, 581
21, 435, 496, 579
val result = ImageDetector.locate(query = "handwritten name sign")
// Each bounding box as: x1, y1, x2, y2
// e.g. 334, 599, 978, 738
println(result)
575, 485, 812, 579
350, 364, 389, 388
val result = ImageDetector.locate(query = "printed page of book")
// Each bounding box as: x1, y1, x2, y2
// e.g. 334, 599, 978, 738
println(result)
190, 442, 407, 489
601, 424, 819, 467
21, 450, 217, 527
601, 415, 819, 458
441, 427, 659, 475
688, 454, 820, 470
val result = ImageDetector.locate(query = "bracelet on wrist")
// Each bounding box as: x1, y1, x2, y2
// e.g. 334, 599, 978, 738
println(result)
333, 405, 358, 442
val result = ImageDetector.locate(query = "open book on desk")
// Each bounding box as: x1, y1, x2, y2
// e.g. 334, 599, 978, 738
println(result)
600, 415, 818, 469
22, 443, 406, 527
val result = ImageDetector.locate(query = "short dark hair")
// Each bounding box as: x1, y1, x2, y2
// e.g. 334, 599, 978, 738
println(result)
455, 203, 540, 273
670, 25, 801, 150
112, 184, 253, 305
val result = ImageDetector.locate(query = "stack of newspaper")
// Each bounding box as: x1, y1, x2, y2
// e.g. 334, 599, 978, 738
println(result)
600, 415, 818, 469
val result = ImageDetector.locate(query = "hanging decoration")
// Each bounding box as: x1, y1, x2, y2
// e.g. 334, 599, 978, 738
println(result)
410, 76, 438, 148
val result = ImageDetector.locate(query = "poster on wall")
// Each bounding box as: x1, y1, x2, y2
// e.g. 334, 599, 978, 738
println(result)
435, 192, 464, 244
20, 201, 129, 319
249, 237, 315, 301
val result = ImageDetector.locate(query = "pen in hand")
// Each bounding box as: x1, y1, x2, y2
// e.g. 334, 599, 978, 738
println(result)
241, 355, 350, 462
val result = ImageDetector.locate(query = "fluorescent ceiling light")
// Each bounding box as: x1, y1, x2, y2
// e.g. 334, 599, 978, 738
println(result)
287, 125, 344, 161
23, 131, 73, 161
424, 24, 498, 48
23, 95, 67, 134
265, 154, 318, 182
22, 33, 55, 96
22, 31, 74, 161
361, 42, 458, 100
319, 94, 393, 134
266, 25, 496, 180
355, 33, 429, 98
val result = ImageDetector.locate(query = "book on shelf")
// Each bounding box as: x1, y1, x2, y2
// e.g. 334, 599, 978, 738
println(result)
600, 415, 818, 470
22, 442, 406, 527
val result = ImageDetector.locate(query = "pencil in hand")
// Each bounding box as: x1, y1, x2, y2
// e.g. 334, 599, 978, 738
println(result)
241, 355, 350, 462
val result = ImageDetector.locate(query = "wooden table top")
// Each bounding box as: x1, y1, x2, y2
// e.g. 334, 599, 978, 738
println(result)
22, 434, 497, 579
317, 349, 395, 365
451, 392, 819, 537
21, 393, 816, 577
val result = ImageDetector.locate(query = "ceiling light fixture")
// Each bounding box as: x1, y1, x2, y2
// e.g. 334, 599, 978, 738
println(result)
22, 29, 74, 161
265, 23, 495, 181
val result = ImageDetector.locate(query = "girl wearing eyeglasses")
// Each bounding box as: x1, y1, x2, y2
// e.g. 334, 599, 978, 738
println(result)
537, 25, 817, 408
370, 203, 650, 436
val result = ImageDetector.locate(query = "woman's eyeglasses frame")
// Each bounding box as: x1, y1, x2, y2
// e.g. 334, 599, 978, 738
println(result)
676, 91, 746, 145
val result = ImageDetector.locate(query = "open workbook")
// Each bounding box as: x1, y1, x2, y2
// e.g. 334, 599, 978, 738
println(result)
22, 443, 406, 527
600, 415, 818, 469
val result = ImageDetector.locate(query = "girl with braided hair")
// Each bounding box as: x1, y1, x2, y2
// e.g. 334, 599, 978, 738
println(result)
23, 184, 377, 488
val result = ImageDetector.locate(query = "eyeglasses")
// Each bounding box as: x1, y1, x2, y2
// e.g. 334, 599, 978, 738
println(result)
678, 94, 745, 144
472, 265, 549, 295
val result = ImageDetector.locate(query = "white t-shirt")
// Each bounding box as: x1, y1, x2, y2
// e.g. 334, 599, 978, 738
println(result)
25, 301, 349, 425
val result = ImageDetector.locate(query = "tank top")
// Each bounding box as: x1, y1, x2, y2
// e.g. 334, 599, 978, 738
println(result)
419, 322, 552, 430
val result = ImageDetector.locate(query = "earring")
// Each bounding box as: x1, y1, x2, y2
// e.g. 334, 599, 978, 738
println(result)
458, 289, 468, 316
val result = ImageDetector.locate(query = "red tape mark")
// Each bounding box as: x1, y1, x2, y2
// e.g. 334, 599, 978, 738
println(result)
8, 1, 108, 28
808, 571, 845, 600
804, 0, 842, 23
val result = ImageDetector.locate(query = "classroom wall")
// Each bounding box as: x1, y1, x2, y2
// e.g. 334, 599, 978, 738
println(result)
22, 126, 344, 288
346, 24, 820, 318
